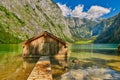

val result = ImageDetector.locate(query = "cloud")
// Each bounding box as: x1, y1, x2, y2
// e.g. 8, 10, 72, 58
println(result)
72, 5, 87, 18
86, 6, 111, 20
57, 3, 111, 21
57, 3, 71, 16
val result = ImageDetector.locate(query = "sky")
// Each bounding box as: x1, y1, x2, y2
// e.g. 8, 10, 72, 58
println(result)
53, 0, 120, 21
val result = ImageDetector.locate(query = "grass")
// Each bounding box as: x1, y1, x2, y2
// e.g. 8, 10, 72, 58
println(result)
75, 36, 97, 44
75, 39, 94, 44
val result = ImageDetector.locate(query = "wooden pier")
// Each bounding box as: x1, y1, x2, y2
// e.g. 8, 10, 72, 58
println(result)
27, 56, 53, 80
22, 31, 69, 80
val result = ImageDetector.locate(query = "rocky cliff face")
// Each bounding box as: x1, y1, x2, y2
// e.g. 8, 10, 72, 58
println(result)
68, 17, 98, 40
0, 0, 71, 43
92, 16, 116, 36
68, 12, 120, 43
94, 13, 120, 43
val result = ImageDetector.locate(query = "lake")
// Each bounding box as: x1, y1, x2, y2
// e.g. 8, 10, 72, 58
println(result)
0, 44, 37, 80
0, 44, 67, 80
66, 44, 120, 80
70, 44, 120, 70
0, 44, 120, 80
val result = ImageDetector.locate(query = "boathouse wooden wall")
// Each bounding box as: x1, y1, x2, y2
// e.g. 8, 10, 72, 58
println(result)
23, 33, 68, 58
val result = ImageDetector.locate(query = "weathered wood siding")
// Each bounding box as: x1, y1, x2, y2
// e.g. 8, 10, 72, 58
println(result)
23, 35, 67, 57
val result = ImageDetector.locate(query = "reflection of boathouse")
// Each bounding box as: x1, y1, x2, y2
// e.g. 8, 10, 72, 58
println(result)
22, 31, 68, 58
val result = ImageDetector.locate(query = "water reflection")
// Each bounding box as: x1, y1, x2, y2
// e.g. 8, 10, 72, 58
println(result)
0, 54, 68, 80
50, 56, 69, 80
22, 56, 69, 80
0, 56, 37, 80
67, 44, 120, 80
1, 44, 120, 80
0, 44, 69, 80
22, 58, 39, 78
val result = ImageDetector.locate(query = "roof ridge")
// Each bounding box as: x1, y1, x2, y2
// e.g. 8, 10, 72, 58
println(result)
23, 31, 66, 45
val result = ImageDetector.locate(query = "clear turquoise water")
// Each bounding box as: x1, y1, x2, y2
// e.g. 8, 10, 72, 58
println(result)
71, 44, 118, 50
68, 44, 120, 80
0, 44, 67, 80
0, 44, 36, 80
0, 44, 120, 80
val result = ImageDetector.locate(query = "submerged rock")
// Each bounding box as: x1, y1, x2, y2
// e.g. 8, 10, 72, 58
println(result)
61, 70, 84, 80
61, 66, 120, 80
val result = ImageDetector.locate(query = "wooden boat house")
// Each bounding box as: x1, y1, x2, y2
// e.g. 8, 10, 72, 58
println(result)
22, 31, 68, 58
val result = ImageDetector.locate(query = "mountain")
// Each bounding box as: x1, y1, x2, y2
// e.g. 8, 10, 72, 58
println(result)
94, 13, 120, 43
0, 0, 71, 43
68, 17, 98, 40
92, 16, 116, 36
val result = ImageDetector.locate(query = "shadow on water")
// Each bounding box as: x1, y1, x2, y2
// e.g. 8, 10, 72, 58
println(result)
23, 57, 39, 63
71, 49, 117, 55
22, 57, 40, 80
84, 58, 120, 68
50, 56, 68, 80
23, 56, 69, 80
93, 49, 117, 55
0, 44, 69, 80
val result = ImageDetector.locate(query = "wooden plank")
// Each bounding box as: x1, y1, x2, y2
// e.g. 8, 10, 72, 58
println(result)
27, 56, 53, 80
